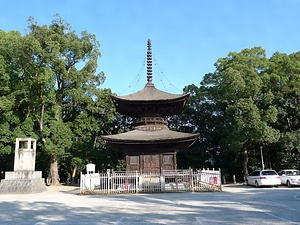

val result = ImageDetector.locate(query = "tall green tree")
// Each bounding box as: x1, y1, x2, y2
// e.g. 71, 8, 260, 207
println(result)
0, 30, 21, 172
0, 29, 42, 172
65, 88, 117, 183
268, 52, 300, 169
14, 15, 106, 185
185, 47, 280, 180
169, 84, 224, 169
0, 30, 18, 157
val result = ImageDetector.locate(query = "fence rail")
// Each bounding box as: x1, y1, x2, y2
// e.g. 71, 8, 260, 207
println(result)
80, 168, 221, 194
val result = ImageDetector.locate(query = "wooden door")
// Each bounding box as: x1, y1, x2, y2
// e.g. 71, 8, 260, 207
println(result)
162, 154, 175, 170
126, 155, 139, 171
142, 155, 160, 173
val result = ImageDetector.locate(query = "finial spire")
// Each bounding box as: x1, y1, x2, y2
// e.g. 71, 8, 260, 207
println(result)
147, 39, 153, 84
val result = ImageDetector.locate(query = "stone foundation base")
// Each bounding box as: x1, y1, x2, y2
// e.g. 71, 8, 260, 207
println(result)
0, 171, 46, 194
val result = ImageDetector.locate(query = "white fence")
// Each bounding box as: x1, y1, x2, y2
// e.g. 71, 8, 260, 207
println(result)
80, 168, 221, 194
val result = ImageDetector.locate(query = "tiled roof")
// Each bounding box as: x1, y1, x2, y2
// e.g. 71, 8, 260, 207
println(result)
112, 83, 189, 101
102, 126, 199, 143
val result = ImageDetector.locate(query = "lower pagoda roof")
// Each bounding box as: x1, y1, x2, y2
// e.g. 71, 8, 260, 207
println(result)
102, 125, 199, 155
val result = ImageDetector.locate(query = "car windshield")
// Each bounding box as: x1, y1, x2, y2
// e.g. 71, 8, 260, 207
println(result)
286, 170, 300, 176
262, 171, 277, 175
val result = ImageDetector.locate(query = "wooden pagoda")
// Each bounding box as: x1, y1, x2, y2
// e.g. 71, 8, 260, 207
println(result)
102, 40, 199, 173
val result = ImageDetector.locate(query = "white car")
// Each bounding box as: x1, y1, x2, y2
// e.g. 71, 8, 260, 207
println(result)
246, 169, 281, 188
278, 169, 300, 187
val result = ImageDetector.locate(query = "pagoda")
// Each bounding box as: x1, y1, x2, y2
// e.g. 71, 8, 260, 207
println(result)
102, 40, 199, 173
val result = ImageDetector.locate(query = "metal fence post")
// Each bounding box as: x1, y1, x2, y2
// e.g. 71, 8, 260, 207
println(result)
160, 173, 165, 192
80, 172, 84, 194
190, 168, 194, 192
136, 170, 138, 194
107, 169, 110, 194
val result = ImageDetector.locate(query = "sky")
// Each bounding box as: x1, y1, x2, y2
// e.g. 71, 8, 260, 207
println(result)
1, 0, 300, 95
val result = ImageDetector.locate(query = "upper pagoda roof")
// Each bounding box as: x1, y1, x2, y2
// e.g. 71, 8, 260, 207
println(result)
111, 84, 189, 117
111, 39, 189, 117
113, 83, 188, 101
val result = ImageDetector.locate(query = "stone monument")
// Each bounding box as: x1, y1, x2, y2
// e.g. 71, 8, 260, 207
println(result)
0, 138, 46, 193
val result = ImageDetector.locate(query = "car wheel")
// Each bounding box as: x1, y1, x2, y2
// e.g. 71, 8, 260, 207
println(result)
255, 181, 260, 188
287, 180, 292, 188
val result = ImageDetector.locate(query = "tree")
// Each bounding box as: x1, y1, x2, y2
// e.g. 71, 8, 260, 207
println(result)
187, 47, 280, 181
65, 88, 117, 183
0, 29, 43, 167
15, 15, 106, 185
169, 84, 225, 170
0, 30, 18, 157
268, 52, 300, 169
0, 30, 21, 173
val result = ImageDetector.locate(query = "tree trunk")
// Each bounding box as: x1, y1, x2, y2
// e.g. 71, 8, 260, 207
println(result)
243, 147, 249, 182
51, 156, 60, 186
71, 165, 77, 184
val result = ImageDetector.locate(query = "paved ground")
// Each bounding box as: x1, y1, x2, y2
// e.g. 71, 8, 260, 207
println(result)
0, 184, 299, 225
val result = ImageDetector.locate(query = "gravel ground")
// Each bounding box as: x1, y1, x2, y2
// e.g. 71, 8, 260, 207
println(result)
0, 184, 299, 225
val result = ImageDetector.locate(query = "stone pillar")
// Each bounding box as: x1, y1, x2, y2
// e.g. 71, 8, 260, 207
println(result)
14, 138, 37, 171
0, 138, 46, 194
